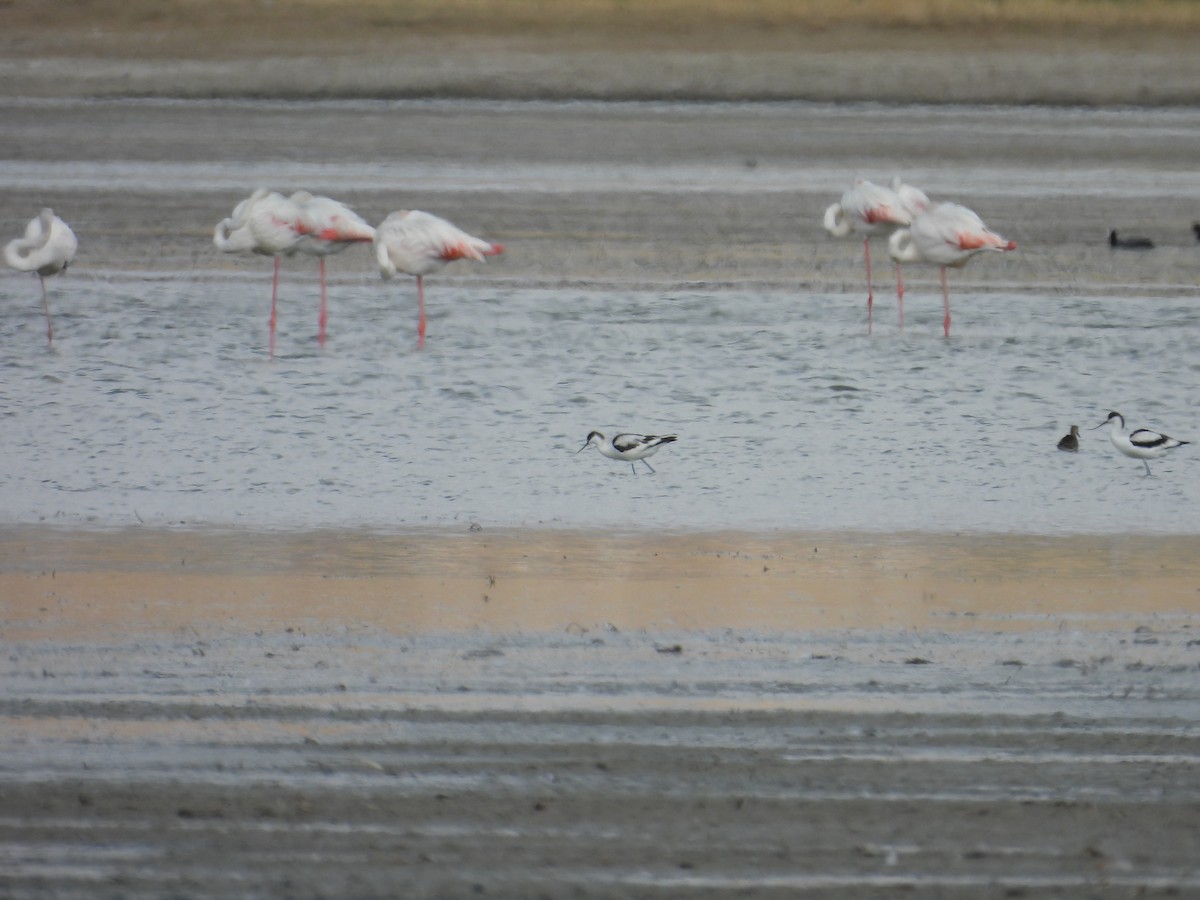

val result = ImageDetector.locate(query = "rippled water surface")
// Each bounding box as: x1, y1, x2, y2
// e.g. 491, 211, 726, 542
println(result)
3, 274, 1198, 533
2, 98, 1199, 534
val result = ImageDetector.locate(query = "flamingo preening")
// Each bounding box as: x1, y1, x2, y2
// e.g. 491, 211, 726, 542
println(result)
289, 191, 375, 348
887, 202, 1016, 336
824, 178, 918, 332
374, 209, 504, 349
214, 189, 373, 356
4, 208, 77, 347
214, 189, 305, 358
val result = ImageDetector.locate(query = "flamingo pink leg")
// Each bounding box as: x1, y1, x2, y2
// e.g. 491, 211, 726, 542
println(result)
318, 257, 328, 349
269, 255, 280, 359
894, 263, 905, 330
940, 266, 951, 337
416, 274, 427, 349
862, 237, 874, 334
40, 276, 53, 347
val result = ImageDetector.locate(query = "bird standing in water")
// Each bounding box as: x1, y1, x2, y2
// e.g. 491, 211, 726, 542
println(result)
1057, 426, 1081, 452
888, 202, 1016, 336
4, 208, 77, 347
289, 191, 376, 348
1091, 411, 1189, 476
374, 209, 504, 349
823, 179, 914, 332
214, 189, 305, 358
577, 431, 678, 474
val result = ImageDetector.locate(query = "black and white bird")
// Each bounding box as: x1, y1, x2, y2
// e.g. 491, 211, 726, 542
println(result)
1057, 425, 1081, 452
1091, 411, 1189, 476
577, 431, 677, 474
1108, 229, 1154, 250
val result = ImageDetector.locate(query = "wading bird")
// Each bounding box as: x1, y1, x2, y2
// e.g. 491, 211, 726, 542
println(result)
1091, 411, 1189, 476
374, 210, 504, 349
577, 431, 678, 474
887, 202, 1016, 336
214, 189, 305, 358
4, 208, 77, 347
1057, 425, 1081, 452
289, 191, 375, 348
824, 179, 914, 332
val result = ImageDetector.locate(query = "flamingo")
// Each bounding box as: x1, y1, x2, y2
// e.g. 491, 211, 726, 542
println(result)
4, 208, 77, 347
374, 210, 504, 349
289, 191, 376, 348
889, 177, 932, 328
214, 189, 305, 358
823, 179, 914, 332
887, 202, 1016, 336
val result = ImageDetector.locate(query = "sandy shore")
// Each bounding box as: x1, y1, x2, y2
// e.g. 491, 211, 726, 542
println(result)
6, 526, 1200, 638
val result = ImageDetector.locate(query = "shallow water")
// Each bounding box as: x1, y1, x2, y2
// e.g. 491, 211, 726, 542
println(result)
2, 275, 1197, 533
2, 97, 1199, 535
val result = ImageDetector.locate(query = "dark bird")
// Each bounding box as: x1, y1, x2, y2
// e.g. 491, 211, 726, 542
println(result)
1057, 425, 1080, 452
1108, 229, 1154, 250
1192, 222, 1200, 242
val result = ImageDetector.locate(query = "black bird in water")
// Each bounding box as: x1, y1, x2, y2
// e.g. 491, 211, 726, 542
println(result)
1109, 229, 1154, 250
1193, 222, 1200, 242
1057, 425, 1081, 452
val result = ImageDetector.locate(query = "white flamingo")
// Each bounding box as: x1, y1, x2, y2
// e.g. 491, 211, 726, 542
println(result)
4, 208, 77, 347
214, 189, 305, 358
887, 202, 1016, 336
289, 191, 375, 348
824, 179, 913, 332
889, 176, 932, 328
374, 210, 504, 348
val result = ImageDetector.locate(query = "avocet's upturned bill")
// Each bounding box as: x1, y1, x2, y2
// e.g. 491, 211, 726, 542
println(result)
1092, 411, 1189, 476
4, 207, 77, 347
577, 431, 678, 474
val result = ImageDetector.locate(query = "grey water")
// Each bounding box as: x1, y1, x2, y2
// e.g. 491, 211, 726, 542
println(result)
2, 274, 1198, 534
2, 97, 1199, 535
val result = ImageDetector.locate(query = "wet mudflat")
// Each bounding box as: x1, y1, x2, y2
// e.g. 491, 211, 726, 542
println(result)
4, 529, 1200, 897
5, 619, 1200, 898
